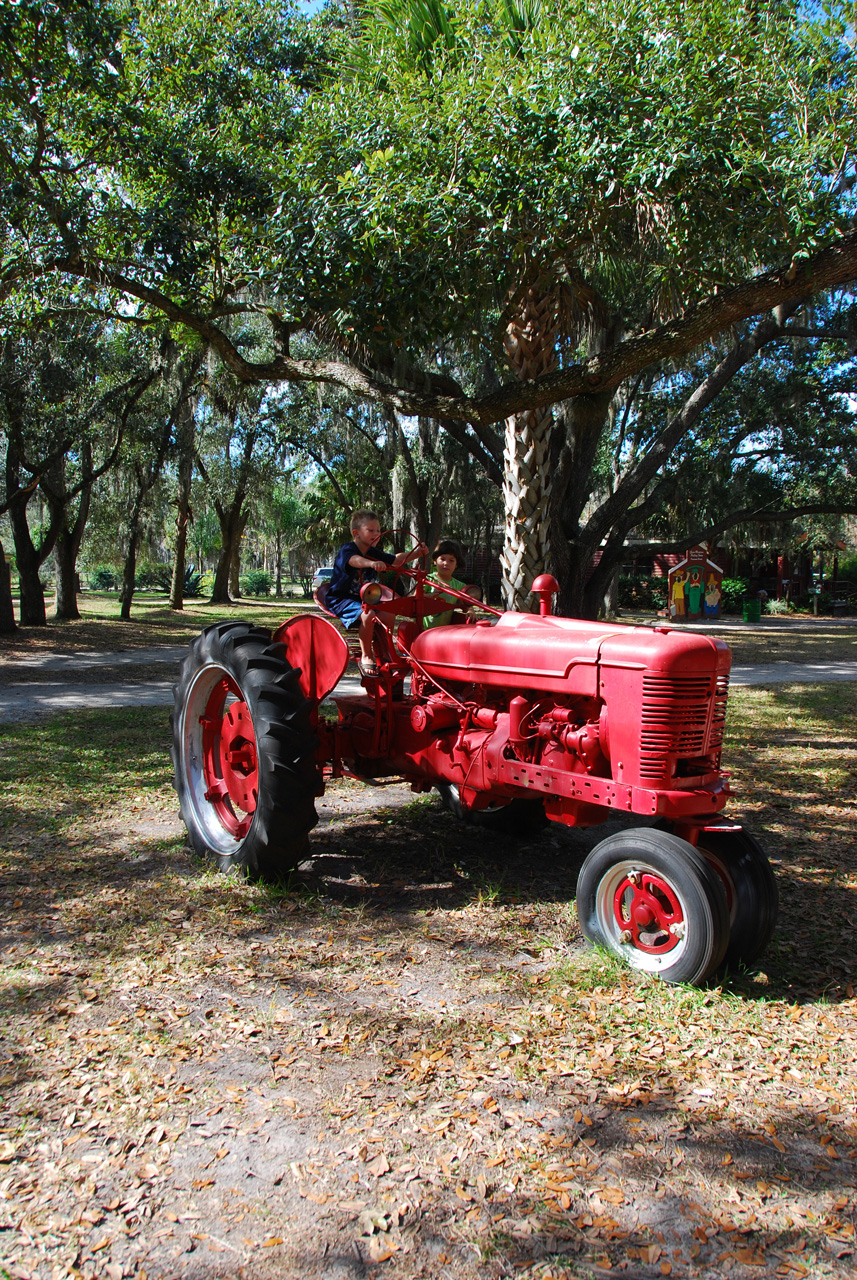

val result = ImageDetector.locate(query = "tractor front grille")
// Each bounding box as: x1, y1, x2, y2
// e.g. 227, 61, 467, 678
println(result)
639, 673, 728, 782
709, 673, 729, 750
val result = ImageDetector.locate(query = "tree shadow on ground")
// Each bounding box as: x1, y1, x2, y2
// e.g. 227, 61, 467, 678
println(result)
2, 776, 854, 1011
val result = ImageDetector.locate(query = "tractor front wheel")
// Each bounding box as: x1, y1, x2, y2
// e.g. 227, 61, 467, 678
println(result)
576, 829, 730, 985
170, 622, 318, 878
696, 828, 779, 967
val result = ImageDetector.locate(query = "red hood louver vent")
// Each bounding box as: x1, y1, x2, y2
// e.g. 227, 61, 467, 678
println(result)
639, 673, 728, 782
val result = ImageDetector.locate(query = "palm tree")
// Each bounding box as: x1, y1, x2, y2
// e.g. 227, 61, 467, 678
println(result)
499, 279, 559, 610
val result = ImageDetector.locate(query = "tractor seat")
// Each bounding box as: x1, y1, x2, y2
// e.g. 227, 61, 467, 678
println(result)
313, 580, 340, 621
313, 582, 363, 664
313, 580, 412, 677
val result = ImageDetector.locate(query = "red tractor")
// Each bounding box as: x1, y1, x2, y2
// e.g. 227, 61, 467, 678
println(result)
171, 566, 778, 985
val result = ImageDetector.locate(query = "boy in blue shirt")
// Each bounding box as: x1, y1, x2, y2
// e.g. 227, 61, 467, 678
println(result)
327, 510, 427, 675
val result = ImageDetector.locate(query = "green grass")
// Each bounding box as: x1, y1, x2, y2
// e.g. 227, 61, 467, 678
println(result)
3, 595, 855, 666
0, 590, 312, 656
616, 608, 856, 664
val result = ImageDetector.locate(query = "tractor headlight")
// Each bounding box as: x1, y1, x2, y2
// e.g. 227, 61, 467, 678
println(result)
361, 581, 384, 607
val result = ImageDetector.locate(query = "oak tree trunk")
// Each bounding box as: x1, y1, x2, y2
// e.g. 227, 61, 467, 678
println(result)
119, 511, 142, 622
210, 547, 233, 604
169, 396, 196, 611
5, 440, 58, 626
54, 528, 82, 621
10, 514, 48, 626
170, 511, 190, 611
549, 391, 616, 619
53, 483, 92, 622
0, 538, 16, 634
229, 517, 246, 597
211, 508, 248, 604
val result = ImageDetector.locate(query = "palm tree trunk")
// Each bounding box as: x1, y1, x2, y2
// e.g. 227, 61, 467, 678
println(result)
500, 284, 559, 612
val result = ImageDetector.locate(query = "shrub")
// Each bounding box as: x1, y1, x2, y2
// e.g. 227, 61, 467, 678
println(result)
88, 565, 119, 590
765, 596, 791, 615
618, 574, 668, 611
719, 577, 749, 614
183, 566, 203, 598
134, 560, 172, 591
241, 569, 272, 597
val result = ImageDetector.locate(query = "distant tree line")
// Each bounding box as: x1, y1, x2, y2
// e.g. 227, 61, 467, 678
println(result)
2, 0, 856, 636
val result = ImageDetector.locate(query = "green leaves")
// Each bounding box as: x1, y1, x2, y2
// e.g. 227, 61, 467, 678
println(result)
1, 0, 854, 424
370, 0, 460, 70
282, 0, 855, 361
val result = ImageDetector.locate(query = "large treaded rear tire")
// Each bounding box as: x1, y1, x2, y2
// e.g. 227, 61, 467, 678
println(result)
170, 621, 318, 878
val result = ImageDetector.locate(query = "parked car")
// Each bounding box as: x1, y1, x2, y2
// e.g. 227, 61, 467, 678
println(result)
311, 566, 334, 592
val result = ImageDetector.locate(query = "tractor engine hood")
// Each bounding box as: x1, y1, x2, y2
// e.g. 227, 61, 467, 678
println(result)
409, 613, 730, 697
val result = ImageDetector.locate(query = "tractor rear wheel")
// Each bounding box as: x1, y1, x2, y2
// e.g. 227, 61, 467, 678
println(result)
576, 829, 730, 985
696, 828, 779, 967
170, 622, 318, 878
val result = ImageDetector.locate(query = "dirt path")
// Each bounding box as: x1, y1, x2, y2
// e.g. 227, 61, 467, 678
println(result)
4, 745, 855, 1280
1, 645, 855, 724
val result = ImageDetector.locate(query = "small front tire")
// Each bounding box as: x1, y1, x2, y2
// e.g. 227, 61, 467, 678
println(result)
696, 827, 779, 967
576, 829, 730, 985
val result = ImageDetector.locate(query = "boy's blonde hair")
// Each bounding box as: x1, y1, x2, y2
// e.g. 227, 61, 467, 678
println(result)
350, 508, 379, 532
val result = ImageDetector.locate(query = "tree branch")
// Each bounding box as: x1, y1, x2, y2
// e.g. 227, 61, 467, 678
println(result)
295, 444, 353, 510
436, 418, 503, 486
584, 304, 801, 547
638, 505, 857, 557
778, 326, 855, 343
6, 227, 857, 426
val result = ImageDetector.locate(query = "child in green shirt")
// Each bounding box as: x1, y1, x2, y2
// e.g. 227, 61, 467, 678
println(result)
424, 540, 476, 629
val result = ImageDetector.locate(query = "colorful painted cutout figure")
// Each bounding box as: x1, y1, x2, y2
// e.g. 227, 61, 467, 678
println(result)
686, 567, 704, 618
670, 569, 687, 618
704, 573, 722, 616
668, 547, 723, 620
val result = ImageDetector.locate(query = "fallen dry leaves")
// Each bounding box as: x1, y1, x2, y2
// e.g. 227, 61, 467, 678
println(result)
0, 680, 854, 1279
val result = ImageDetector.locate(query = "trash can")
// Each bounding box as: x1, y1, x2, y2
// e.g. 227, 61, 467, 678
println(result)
742, 597, 762, 623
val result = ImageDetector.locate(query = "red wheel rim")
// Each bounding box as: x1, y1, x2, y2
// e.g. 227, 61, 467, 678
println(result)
613, 871, 684, 954
199, 675, 259, 838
